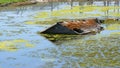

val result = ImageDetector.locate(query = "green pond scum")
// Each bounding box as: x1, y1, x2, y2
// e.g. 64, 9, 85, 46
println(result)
38, 20, 120, 67
0, 1, 120, 68
34, 6, 120, 19
23, 6, 120, 25
39, 33, 120, 67
0, 39, 34, 51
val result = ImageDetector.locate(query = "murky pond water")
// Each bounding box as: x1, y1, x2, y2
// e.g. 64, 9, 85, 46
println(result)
0, 2, 120, 68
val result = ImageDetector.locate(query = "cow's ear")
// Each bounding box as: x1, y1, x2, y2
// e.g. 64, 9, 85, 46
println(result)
95, 18, 98, 22
99, 20, 104, 23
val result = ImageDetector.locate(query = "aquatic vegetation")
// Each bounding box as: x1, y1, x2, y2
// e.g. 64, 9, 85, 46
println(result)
25, 21, 36, 25
0, 39, 34, 51
82, 6, 95, 12
41, 34, 81, 42
35, 12, 50, 19
0, 2, 120, 68
52, 34, 120, 67
34, 6, 120, 21
113, 13, 120, 17
104, 19, 118, 24
100, 6, 111, 12
0, 0, 26, 4
111, 32, 120, 35
106, 24, 120, 30
40, 22, 120, 67
51, 11, 63, 17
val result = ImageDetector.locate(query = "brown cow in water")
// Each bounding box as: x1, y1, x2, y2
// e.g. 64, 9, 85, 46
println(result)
41, 18, 104, 35
60, 18, 104, 34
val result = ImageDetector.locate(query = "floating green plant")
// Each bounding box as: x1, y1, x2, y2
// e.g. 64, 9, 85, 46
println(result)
35, 12, 50, 18
100, 6, 112, 12
51, 11, 63, 17
34, 5, 120, 21
0, 39, 34, 51
113, 13, 120, 17
106, 24, 120, 30
111, 32, 120, 35
104, 19, 118, 24
54, 34, 120, 67
25, 21, 36, 25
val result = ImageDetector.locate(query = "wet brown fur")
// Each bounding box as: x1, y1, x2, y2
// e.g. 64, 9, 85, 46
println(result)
61, 19, 99, 30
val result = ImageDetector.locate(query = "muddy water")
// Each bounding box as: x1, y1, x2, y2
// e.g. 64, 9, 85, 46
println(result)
0, 2, 120, 68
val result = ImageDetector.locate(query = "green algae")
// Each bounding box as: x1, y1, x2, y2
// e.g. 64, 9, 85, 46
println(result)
40, 24, 120, 67
57, 35, 120, 67
34, 6, 120, 21
0, 39, 34, 51
106, 23, 120, 30
27, 5, 120, 25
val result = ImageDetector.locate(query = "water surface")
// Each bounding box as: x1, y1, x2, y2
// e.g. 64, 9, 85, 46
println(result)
0, 2, 120, 68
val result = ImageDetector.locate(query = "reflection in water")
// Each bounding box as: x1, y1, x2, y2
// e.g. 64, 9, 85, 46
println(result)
41, 34, 91, 45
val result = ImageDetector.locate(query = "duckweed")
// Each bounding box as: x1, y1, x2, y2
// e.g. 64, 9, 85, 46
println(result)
34, 6, 120, 22
40, 25, 120, 67
0, 39, 34, 51
106, 24, 120, 30
25, 21, 36, 25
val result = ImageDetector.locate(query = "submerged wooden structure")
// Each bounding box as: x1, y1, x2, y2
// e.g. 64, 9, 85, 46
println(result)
41, 18, 104, 35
